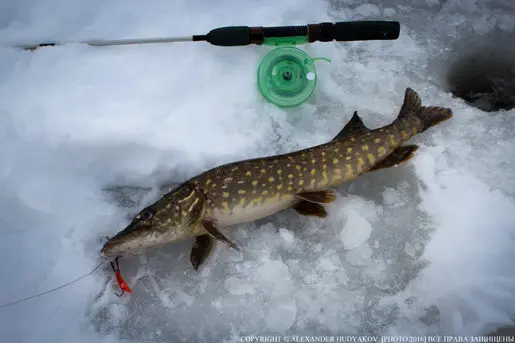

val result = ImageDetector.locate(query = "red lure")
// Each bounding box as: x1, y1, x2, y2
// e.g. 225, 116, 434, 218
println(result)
110, 257, 132, 296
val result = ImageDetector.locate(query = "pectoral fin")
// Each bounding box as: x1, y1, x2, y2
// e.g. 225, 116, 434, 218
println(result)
292, 200, 328, 217
296, 190, 336, 204
190, 234, 214, 271
200, 219, 240, 252
370, 145, 419, 171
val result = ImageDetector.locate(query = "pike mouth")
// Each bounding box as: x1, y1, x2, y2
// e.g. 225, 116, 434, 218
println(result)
101, 236, 131, 257
101, 234, 152, 258
101, 222, 152, 257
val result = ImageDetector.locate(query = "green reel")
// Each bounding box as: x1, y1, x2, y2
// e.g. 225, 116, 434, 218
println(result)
257, 38, 330, 108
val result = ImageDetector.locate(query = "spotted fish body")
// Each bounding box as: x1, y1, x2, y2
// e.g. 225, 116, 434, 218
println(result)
101, 88, 453, 267
197, 127, 402, 227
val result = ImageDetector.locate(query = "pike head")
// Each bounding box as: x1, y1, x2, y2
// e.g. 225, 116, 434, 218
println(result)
101, 182, 204, 258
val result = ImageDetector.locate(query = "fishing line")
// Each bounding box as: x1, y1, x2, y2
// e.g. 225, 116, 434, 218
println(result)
0, 259, 107, 310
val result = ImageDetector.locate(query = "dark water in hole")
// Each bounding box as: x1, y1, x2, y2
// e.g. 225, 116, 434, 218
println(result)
447, 53, 515, 112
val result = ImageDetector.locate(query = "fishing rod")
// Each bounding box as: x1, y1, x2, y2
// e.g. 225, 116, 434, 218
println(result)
13, 20, 400, 50
10, 20, 401, 108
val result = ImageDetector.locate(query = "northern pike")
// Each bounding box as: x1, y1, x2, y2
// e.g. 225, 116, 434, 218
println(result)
101, 88, 453, 269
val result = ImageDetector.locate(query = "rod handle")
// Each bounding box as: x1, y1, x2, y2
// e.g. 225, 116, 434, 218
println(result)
331, 21, 401, 41
196, 20, 401, 47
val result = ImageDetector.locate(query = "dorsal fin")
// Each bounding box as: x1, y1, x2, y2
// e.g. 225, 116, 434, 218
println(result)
332, 111, 370, 141
398, 87, 422, 118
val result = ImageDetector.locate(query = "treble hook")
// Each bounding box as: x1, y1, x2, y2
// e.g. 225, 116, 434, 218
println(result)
110, 257, 132, 297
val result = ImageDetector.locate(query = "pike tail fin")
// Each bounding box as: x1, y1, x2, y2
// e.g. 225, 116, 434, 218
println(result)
398, 88, 453, 131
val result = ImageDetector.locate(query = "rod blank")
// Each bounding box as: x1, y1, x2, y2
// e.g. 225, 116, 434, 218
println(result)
12, 36, 193, 50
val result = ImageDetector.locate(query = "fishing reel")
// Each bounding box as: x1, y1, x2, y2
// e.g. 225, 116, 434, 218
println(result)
257, 38, 331, 108
250, 21, 401, 108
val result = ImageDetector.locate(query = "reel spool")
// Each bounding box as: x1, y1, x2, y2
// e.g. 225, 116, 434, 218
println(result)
257, 42, 330, 108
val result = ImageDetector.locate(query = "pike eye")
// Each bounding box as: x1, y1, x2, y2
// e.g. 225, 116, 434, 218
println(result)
137, 208, 155, 221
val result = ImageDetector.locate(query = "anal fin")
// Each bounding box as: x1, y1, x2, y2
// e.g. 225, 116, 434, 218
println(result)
200, 219, 240, 252
296, 190, 336, 204
190, 234, 214, 271
292, 200, 328, 217
370, 145, 419, 171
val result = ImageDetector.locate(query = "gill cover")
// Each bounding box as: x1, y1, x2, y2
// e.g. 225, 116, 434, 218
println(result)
166, 182, 206, 228
119, 181, 206, 235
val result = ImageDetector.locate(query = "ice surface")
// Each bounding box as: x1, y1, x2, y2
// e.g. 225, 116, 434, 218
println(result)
340, 209, 374, 250
1, 0, 515, 342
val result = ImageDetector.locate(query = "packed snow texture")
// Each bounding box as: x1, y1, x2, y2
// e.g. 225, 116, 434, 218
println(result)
1, 0, 515, 342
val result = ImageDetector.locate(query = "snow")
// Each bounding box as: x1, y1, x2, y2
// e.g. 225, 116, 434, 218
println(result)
339, 205, 377, 250
1, 0, 515, 342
